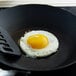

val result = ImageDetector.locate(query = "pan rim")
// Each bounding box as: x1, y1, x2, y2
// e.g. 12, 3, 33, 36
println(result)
0, 59, 76, 71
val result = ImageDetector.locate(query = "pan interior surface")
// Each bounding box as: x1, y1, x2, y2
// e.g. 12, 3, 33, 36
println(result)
0, 4, 76, 71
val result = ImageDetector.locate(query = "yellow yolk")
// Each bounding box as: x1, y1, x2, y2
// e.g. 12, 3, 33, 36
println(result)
27, 34, 49, 49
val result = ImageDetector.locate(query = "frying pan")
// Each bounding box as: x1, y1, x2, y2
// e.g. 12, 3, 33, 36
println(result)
0, 4, 76, 71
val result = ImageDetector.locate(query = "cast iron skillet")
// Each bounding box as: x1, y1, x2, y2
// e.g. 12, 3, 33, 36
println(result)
0, 4, 76, 71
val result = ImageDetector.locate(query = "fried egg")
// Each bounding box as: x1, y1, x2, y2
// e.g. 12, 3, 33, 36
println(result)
19, 30, 59, 58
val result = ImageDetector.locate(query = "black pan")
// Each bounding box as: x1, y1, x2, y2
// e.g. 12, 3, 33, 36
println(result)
0, 4, 76, 71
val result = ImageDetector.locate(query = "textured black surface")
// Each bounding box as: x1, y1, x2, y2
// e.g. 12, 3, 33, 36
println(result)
0, 5, 76, 70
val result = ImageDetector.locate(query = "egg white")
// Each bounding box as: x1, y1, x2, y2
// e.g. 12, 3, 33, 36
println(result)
20, 30, 59, 58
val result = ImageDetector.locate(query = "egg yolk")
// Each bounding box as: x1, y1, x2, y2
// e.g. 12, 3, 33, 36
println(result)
27, 34, 49, 49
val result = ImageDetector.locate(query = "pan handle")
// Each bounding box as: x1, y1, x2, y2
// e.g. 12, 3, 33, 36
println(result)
26, 71, 31, 76
15, 70, 31, 76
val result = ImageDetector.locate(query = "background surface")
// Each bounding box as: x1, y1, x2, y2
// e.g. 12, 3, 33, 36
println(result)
0, 0, 76, 7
